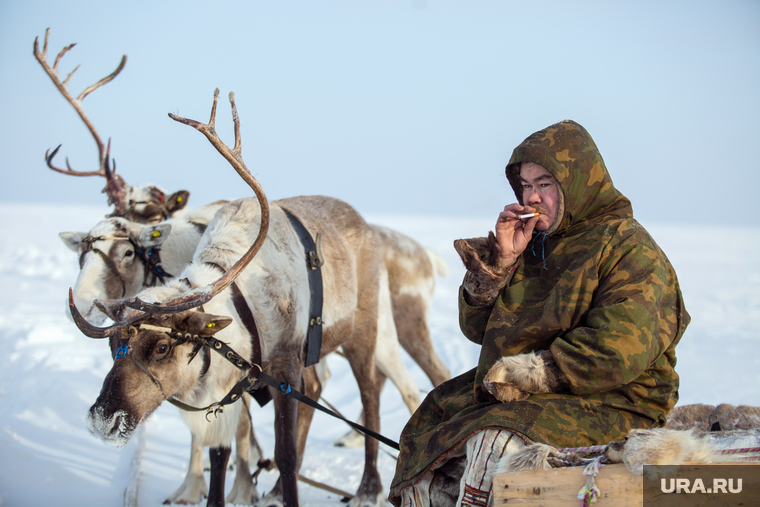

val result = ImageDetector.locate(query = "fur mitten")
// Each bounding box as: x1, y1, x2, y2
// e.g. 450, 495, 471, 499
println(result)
483, 350, 568, 402
454, 232, 515, 306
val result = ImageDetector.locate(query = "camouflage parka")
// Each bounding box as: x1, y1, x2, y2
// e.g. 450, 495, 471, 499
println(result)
389, 120, 690, 504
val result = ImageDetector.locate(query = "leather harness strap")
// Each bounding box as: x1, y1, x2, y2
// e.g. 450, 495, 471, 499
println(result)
281, 208, 325, 367
230, 281, 271, 407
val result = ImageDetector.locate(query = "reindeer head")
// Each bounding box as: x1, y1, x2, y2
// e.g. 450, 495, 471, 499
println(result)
124, 184, 191, 224
34, 29, 191, 223
85, 306, 232, 447
60, 218, 172, 325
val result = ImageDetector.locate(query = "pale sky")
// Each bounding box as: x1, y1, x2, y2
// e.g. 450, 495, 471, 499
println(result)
2, 0, 758, 226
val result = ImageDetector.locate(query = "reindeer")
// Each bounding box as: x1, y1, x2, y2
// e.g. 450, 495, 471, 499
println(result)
36, 30, 451, 504
34, 28, 191, 224
70, 89, 402, 507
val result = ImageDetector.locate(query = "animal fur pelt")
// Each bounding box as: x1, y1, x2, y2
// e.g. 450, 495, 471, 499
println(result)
496, 443, 561, 474
496, 427, 736, 477
605, 428, 725, 475
666, 403, 760, 432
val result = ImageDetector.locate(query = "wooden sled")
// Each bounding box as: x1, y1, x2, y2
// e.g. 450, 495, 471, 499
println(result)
493, 463, 640, 506
493, 462, 760, 506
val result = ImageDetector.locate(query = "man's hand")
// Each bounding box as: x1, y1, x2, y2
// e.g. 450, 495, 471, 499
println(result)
495, 204, 540, 268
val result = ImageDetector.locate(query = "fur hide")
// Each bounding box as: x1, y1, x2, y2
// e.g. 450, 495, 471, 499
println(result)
608, 428, 724, 475
666, 403, 760, 432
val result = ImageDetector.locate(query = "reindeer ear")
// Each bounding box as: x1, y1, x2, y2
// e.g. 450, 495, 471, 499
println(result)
136, 224, 172, 248
165, 191, 190, 213
170, 312, 233, 336
59, 232, 87, 252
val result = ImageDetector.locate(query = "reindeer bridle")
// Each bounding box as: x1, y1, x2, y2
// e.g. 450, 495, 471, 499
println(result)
112, 321, 264, 420
79, 235, 172, 297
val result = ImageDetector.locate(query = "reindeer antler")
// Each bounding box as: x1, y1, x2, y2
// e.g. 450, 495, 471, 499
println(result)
70, 89, 270, 338
125, 89, 270, 312
34, 28, 129, 215
68, 289, 145, 338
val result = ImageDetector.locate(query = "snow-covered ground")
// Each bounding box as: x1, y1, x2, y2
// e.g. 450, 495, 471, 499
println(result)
0, 202, 758, 506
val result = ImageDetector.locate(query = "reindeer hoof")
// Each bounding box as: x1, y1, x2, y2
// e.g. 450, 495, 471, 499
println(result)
333, 429, 365, 448
347, 492, 385, 507
255, 492, 285, 507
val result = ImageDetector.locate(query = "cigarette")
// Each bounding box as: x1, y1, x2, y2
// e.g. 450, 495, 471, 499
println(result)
517, 212, 540, 219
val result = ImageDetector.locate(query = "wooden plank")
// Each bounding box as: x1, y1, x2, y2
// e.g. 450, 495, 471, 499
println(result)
492, 463, 642, 506
493, 462, 760, 506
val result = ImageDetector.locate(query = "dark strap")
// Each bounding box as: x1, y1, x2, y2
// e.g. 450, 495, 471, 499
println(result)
230, 281, 271, 407
135, 246, 172, 286
253, 372, 400, 451
281, 208, 324, 367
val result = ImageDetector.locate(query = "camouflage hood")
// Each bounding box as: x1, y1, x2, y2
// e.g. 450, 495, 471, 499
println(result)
505, 120, 633, 235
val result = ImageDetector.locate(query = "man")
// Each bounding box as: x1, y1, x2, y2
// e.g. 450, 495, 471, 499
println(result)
389, 120, 690, 507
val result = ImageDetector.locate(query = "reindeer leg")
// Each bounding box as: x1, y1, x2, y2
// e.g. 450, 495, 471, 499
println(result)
296, 365, 322, 466
225, 396, 259, 505
261, 359, 302, 507
393, 297, 450, 388
207, 445, 231, 507
342, 345, 384, 507
165, 434, 207, 504
374, 304, 421, 415
260, 364, 324, 507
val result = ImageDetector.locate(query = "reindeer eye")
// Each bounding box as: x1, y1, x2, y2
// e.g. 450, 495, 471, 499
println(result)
152, 341, 172, 361
125, 250, 134, 257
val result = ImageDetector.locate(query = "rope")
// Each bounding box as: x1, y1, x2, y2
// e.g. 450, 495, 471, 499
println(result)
576, 456, 603, 507
718, 446, 760, 455
556, 445, 607, 454
558, 444, 760, 456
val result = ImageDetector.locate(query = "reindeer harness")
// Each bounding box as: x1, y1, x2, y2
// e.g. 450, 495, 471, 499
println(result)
79, 234, 172, 296
106, 211, 399, 448
112, 318, 399, 448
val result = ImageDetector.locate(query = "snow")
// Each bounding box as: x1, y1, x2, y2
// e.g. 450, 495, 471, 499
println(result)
0, 203, 758, 506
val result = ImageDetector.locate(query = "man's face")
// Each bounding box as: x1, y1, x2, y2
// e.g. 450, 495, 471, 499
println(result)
519, 162, 560, 232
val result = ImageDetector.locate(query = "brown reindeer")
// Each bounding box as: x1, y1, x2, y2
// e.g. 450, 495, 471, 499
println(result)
34, 28, 190, 223
72, 90, 390, 507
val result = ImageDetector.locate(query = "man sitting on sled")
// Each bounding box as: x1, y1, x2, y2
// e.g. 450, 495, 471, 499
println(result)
389, 120, 690, 507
